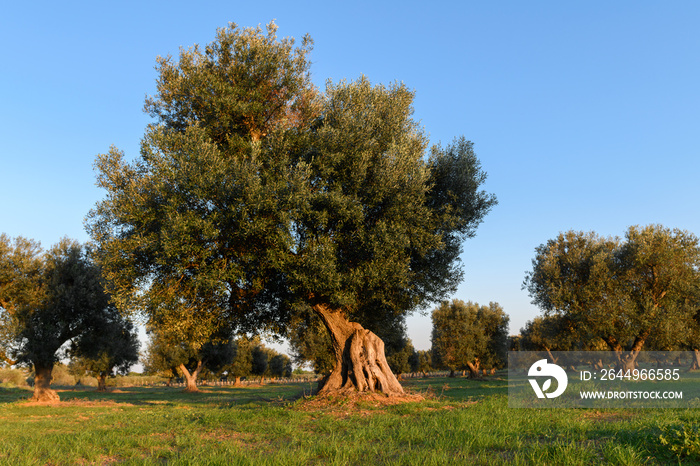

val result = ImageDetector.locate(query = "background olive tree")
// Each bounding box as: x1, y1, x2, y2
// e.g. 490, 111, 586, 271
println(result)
143, 327, 234, 392
69, 306, 140, 391
431, 299, 509, 377
524, 225, 700, 371
0, 235, 122, 401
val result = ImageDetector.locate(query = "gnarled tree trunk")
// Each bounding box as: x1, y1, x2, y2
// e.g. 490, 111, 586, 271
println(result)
614, 345, 643, 373
466, 360, 481, 378
545, 348, 559, 365
32, 362, 60, 402
179, 361, 203, 393
617, 352, 640, 372
689, 350, 700, 371
97, 372, 108, 392
314, 304, 404, 396
606, 335, 644, 373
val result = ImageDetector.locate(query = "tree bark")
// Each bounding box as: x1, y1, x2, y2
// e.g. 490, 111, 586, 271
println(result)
465, 360, 480, 379
614, 341, 644, 372
31, 362, 60, 402
605, 336, 643, 372
615, 353, 639, 372
179, 361, 203, 393
689, 350, 700, 371
232, 376, 242, 386
97, 373, 108, 392
313, 303, 404, 396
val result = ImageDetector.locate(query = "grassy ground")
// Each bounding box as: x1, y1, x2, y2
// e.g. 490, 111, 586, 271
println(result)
1, 375, 699, 465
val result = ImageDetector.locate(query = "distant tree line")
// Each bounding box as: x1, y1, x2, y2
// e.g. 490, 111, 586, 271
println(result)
142, 331, 292, 390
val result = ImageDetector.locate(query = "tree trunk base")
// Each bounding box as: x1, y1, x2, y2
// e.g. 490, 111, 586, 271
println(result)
689, 350, 700, 371
466, 361, 481, 379
30, 387, 60, 403
301, 389, 424, 410
31, 364, 60, 402
314, 304, 404, 397
179, 363, 202, 393
615, 353, 639, 373
97, 374, 108, 392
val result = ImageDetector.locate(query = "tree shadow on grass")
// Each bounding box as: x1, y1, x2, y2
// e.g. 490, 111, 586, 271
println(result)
0, 386, 32, 404
401, 375, 508, 402
571, 409, 700, 464
1, 382, 315, 409
4, 380, 472, 410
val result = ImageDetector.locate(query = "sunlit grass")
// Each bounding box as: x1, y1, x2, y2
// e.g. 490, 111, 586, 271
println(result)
1, 376, 698, 464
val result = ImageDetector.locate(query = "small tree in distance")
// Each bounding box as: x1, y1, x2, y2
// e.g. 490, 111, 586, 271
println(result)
69, 307, 140, 391
0, 235, 43, 368
142, 331, 179, 385
431, 300, 509, 378
409, 350, 433, 377
269, 353, 293, 378
288, 309, 335, 377
685, 308, 700, 370
251, 340, 269, 382
386, 339, 415, 379
227, 337, 253, 386
143, 328, 233, 392
0, 235, 118, 402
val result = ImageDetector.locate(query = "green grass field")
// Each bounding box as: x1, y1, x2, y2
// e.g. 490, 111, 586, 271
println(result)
1, 375, 699, 465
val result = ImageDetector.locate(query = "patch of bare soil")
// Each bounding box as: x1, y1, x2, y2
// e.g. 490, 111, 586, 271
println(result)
420, 401, 478, 412
580, 410, 634, 423
294, 390, 425, 415
75, 455, 121, 465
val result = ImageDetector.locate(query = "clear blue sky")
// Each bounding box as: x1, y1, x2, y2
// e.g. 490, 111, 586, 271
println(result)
2, 1, 699, 352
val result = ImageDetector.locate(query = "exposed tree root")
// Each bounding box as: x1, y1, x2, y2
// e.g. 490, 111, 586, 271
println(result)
29, 388, 60, 403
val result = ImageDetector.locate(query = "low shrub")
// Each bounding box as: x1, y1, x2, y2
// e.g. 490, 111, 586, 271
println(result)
658, 422, 700, 461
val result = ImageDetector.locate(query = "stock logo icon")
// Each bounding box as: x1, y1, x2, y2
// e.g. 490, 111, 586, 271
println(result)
528, 359, 568, 399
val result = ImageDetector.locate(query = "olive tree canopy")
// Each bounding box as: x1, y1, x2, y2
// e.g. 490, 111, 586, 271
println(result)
0, 236, 119, 401
524, 225, 700, 371
431, 300, 509, 377
88, 22, 497, 397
